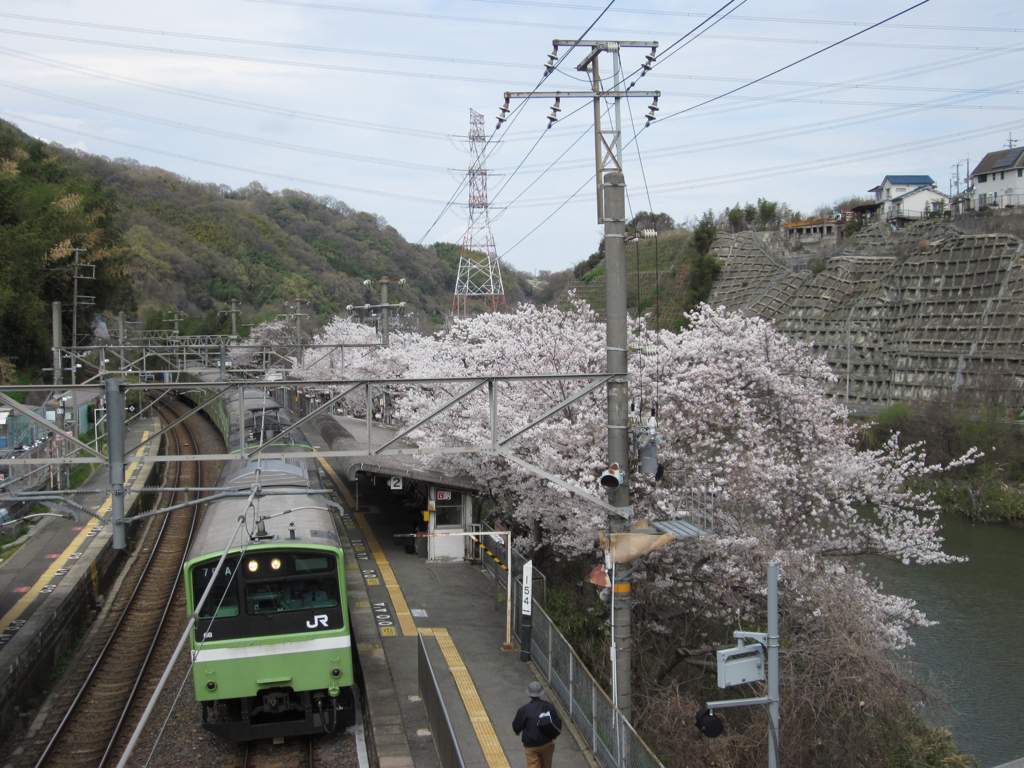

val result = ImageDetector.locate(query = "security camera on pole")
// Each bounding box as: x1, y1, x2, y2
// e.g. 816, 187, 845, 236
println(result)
500, 39, 661, 721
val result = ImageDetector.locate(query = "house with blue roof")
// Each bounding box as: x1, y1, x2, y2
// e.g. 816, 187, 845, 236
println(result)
868, 175, 949, 222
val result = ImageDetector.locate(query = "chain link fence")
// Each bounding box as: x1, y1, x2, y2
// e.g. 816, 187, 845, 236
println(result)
475, 521, 663, 768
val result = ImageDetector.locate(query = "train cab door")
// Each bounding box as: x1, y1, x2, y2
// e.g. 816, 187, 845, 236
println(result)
428, 487, 467, 561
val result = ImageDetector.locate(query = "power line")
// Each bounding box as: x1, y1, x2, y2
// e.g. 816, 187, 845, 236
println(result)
506, 117, 1024, 208
657, 0, 934, 123
415, 0, 616, 245
0, 28, 537, 87
243, 0, 1024, 34
0, 45, 583, 144
0, 13, 540, 72
0, 111, 450, 204
0, 80, 455, 174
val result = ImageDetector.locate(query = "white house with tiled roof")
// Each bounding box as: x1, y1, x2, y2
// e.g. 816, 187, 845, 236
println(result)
970, 147, 1024, 209
868, 175, 949, 221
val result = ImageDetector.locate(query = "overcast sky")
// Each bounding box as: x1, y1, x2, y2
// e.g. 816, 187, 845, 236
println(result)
2, 0, 1022, 274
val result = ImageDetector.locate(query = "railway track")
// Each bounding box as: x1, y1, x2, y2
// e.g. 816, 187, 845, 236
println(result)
240, 736, 315, 768
28, 397, 221, 768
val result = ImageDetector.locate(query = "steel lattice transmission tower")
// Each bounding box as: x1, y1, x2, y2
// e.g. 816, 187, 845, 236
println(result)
452, 109, 507, 317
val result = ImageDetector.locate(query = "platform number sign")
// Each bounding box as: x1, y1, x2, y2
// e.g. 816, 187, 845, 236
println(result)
388, 476, 403, 491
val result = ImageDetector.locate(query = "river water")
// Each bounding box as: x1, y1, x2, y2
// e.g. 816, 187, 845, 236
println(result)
867, 513, 1024, 767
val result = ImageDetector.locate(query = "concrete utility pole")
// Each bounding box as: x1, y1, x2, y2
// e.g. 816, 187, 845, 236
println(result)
220, 299, 242, 338
106, 377, 127, 550
52, 301, 62, 387
350, 278, 406, 347
285, 298, 309, 358
502, 39, 660, 720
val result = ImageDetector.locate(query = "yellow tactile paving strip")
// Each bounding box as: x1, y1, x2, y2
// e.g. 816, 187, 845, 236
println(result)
421, 628, 511, 768
315, 455, 356, 508
353, 512, 418, 636
0, 434, 149, 634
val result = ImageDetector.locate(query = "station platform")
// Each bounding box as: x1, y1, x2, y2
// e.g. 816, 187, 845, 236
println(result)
308, 432, 599, 768
0, 416, 161, 744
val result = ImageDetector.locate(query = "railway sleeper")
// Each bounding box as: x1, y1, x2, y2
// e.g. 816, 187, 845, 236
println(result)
201, 686, 354, 742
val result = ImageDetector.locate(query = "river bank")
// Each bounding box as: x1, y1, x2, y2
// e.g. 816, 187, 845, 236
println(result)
868, 513, 1024, 767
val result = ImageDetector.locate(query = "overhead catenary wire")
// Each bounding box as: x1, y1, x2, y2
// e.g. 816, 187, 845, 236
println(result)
115, 508, 251, 768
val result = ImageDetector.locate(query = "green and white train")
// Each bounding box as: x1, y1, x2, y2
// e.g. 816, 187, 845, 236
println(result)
182, 388, 354, 741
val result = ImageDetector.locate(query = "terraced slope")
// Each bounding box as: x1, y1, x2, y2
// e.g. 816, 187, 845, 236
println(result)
710, 222, 1024, 405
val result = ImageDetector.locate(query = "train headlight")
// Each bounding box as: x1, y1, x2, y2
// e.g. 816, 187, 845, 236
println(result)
271, 558, 282, 571
247, 559, 259, 573
207, 681, 217, 690
332, 668, 341, 678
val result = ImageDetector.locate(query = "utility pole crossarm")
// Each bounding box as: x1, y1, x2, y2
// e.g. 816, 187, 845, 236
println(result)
500, 41, 660, 223
553, 39, 657, 47
504, 90, 659, 99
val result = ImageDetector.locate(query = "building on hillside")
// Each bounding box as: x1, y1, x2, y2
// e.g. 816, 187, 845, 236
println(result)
969, 147, 1024, 209
783, 217, 839, 245
868, 175, 950, 222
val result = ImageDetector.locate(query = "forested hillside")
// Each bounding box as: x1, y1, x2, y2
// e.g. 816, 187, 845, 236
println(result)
0, 120, 133, 370
0, 118, 550, 371
68, 146, 538, 328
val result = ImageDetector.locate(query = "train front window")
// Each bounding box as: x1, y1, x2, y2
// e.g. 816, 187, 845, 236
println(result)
192, 557, 240, 619
245, 577, 339, 614
242, 551, 340, 616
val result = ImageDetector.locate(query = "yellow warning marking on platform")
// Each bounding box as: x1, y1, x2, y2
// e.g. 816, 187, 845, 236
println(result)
354, 512, 418, 636
367, 578, 380, 586
381, 626, 396, 636
355, 601, 370, 608
315, 454, 356, 508
0, 431, 152, 636
428, 628, 510, 768
346, 564, 358, 570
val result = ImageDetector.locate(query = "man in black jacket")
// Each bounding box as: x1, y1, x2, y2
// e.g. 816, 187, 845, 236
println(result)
512, 681, 562, 768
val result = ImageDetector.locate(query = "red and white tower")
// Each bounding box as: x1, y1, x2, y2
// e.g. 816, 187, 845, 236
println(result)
452, 109, 507, 317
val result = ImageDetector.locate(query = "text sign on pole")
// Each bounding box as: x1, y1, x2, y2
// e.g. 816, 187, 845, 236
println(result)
522, 560, 533, 616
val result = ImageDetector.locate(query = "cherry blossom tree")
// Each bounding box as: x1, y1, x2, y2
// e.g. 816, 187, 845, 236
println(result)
306, 300, 973, 648
228, 318, 293, 370
301, 298, 974, 764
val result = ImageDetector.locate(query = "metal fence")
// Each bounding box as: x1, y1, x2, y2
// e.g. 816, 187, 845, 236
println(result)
476, 521, 664, 768
476, 522, 547, 605
417, 632, 466, 768
526, 604, 663, 768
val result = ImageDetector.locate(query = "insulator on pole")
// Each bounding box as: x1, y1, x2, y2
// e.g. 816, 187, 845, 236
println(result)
645, 95, 660, 127
547, 97, 562, 129
495, 95, 511, 131
544, 45, 559, 76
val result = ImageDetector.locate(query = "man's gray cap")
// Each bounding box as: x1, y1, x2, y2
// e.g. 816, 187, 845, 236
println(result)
527, 681, 543, 697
